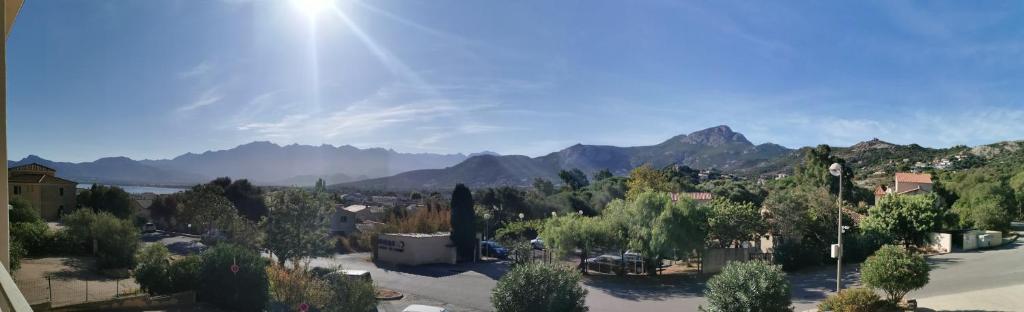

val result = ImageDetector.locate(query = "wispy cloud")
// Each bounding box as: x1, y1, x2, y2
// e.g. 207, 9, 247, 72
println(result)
178, 61, 214, 79
179, 87, 223, 111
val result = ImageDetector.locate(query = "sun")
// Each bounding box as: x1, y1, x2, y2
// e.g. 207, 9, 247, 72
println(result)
292, 0, 335, 17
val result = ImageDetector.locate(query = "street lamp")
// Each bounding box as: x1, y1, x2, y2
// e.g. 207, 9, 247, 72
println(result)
518, 213, 524, 221
829, 163, 843, 293
578, 210, 584, 216
551, 211, 557, 218
483, 213, 491, 240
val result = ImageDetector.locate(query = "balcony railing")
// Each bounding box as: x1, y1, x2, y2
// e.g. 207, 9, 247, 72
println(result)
0, 261, 31, 311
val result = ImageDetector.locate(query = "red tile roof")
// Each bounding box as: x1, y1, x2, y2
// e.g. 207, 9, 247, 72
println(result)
874, 185, 888, 195
895, 172, 932, 184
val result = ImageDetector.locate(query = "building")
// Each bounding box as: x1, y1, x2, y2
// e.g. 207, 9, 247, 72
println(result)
893, 172, 933, 195
375, 233, 456, 266
8, 163, 76, 221
331, 204, 388, 235
371, 195, 399, 207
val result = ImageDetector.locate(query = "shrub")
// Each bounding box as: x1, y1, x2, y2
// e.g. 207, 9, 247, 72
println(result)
861, 245, 929, 303
267, 264, 331, 310
168, 255, 201, 293
91, 213, 141, 269
10, 198, 40, 224
842, 231, 887, 264
11, 221, 48, 256
818, 288, 883, 312
135, 244, 172, 295
199, 244, 269, 311
773, 240, 825, 271
491, 262, 587, 312
322, 271, 377, 312
10, 240, 26, 272
702, 261, 792, 312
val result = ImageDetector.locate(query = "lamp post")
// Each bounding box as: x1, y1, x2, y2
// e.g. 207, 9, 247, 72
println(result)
483, 213, 491, 240
829, 163, 843, 293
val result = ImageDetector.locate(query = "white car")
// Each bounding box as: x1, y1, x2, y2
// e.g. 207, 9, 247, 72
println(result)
530, 238, 545, 250
402, 305, 448, 312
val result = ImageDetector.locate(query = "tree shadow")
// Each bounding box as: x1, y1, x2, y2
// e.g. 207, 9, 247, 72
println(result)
581, 274, 707, 301
926, 256, 963, 270
377, 260, 508, 280
916, 309, 1007, 312
787, 264, 862, 305
47, 257, 118, 282
165, 241, 207, 255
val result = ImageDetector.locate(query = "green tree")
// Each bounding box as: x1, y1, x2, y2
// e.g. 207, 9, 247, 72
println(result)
762, 187, 846, 270
702, 261, 792, 312
450, 184, 477, 261
491, 262, 588, 312
264, 189, 332, 266
706, 198, 765, 248
91, 212, 141, 268
861, 193, 945, 248
314, 178, 327, 194
593, 169, 614, 182
603, 191, 706, 275
861, 245, 930, 304
625, 164, 671, 201
541, 216, 612, 273
224, 179, 268, 222
168, 255, 201, 293
558, 168, 590, 192
818, 288, 883, 312
9, 197, 40, 224
78, 184, 135, 219
793, 145, 859, 201
199, 244, 270, 311
135, 244, 173, 295
533, 178, 556, 196
951, 183, 1013, 231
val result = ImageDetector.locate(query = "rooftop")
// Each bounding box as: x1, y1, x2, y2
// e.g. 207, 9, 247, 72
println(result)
895, 172, 933, 184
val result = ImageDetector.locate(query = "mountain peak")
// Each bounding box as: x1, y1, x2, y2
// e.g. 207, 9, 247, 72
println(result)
671, 125, 751, 147
850, 138, 896, 152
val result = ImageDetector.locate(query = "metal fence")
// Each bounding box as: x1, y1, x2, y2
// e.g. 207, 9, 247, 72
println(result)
18, 276, 141, 308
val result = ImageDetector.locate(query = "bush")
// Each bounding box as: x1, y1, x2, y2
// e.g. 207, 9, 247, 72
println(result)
491, 262, 587, 312
199, 244, 269, 311
267, 264, 331, 310
10, 198, 40, 224
168, 255, 201, 293
773, 240, 825, 271
861, 245, 929, 304
322, 271, 378, 312
133, 245, 200, 296
818, 288, 883, 312
11, 221, 48, 256
842, 231, 887, 264
702, 261, 792, 312
135, 244, 172, 295
10, 240, 26, 272
91, 213, 141, 269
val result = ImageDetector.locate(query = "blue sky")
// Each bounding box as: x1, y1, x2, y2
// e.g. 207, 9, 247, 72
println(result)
7, 0, 1024, 162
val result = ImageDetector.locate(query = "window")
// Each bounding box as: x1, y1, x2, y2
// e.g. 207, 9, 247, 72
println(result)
12, 186, 20, 195
59, 187, 64, 196
339, 216, 348, 223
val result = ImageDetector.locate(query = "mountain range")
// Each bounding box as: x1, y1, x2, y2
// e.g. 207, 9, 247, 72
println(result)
13, 125, 993, 191
335, 126, 798, 190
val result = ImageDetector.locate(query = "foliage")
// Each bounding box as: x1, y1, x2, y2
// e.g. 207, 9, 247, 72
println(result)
494, 219, 545, 244
168, 255, 201, 293
491, 262, 588, 312
533, 178, 556, 196
861, 245, 930, 303
267, 264, 331, 310
841, 231, 887, 264
10, 197, 40, 224
625, 164, 671, 201
11, 221, 48, 256
90, 212, 141, 269
383, 207, 451, 233
603, 192, 706, 274
10, 240, 25, 272
135, 244, 173, 295
77, 184, 135, 219
593, 169, 614, 182
320, 268, 379, 312
706, 198, 764, 248
264, 188, 332, 266
818, 288, 883, 312
951, 186, 1012, 231
558, 168, 590, 192
701, 260, 792, 312
216, 178, 269, 222
198, 244, 270, 311
861, 193, 946, 248
178, 185, 240, 235
793, 145, 863, 202
772, 240, 824, 272
541, 216, 613, 272
450, 184, 477, 261
698, 180, 765, 207
762, 187, 848, 270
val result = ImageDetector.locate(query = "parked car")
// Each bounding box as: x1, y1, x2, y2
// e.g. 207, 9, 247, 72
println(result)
585, 253, 645, 274
530, 238, 545, 250
142, 222, 157, 233
402, 304, 448, 312
481, 240, 509, 259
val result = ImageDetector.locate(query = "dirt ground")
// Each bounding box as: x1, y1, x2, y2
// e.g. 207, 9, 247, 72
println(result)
14, 256, 141, 307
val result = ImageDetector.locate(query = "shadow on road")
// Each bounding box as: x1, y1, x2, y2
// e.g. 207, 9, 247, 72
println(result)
786, 264, 861, 306
379, 260, 509, 280
916, 309, 1008, 312
582, 274, 707, 301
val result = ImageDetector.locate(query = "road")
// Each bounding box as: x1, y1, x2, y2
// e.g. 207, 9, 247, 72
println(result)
314, 234, 1024, 312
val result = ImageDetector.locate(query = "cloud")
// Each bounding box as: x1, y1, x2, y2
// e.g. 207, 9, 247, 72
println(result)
179, 87, 223, 111
178, 61, 214, 79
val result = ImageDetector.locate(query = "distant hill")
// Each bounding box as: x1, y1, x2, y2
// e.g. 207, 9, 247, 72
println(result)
12, 142, 474, 186
336, 126, 798, 191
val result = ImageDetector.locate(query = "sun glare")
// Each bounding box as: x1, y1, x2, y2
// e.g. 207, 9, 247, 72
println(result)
293, 0, 335, 17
